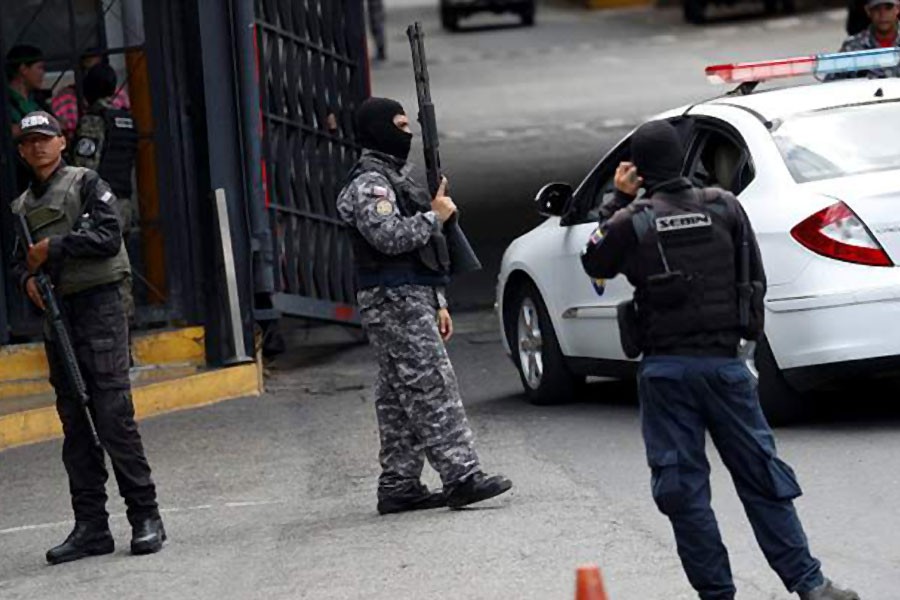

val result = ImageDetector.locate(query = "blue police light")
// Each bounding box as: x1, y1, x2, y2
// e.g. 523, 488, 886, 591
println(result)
706, 48, 900, 84
815, 48, 900, 77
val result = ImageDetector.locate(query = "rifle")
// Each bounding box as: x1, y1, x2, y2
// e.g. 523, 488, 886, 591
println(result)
406, 22, 481, 275
17, 214, 100, 447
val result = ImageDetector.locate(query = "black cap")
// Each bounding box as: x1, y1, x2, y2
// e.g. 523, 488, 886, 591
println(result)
16, 111, 63, 142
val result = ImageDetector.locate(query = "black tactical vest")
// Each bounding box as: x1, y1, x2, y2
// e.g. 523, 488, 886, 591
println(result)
347, 154, 451, 289
74, 104, 138, 200
629, 189, 741, 352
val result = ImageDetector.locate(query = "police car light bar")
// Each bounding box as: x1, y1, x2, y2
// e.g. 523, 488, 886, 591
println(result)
705, 48, 900, 84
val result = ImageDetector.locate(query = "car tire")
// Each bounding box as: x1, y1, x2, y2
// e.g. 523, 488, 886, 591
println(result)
683, 0, 707, 24
441, 7, 460, 32
507, 282, 585, 405
754, 337, 806, 426
781, 0, 796, 14
763, 0, 779, 14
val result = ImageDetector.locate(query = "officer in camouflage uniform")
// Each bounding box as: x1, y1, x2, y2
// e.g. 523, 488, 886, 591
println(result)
11, 111, 164, 564
827, 0, 900, 80
338, 97, 512, 515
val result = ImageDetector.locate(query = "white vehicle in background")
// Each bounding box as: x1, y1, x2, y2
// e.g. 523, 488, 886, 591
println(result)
496, 48, 900, 424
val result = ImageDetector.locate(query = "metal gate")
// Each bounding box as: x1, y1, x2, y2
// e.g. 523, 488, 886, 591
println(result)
254, 0, 369, 324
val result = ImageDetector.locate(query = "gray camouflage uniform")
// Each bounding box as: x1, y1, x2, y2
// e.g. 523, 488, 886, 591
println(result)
826, 26, 900, 80
337, 155, 481, 498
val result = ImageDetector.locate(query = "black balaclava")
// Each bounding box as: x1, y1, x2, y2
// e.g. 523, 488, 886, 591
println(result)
84, 63, 117, 105
630, 120, 687, 193
355, 97, 412, 161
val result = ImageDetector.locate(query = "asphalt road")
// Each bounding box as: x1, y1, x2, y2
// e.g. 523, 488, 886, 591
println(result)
370, 0, 851, 307
1, 311, 898, 599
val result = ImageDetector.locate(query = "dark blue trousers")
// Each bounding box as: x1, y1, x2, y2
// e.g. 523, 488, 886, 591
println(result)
638, 355, 824, 599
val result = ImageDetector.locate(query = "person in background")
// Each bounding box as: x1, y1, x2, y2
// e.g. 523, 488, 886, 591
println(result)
366, 0, 387, 62
6, 45, 48, 139
828, 0, 900, 81
6, 44, 50, 193
52, 49, 131, 142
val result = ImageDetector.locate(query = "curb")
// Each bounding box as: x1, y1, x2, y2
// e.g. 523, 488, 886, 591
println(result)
0, 362, 261, 451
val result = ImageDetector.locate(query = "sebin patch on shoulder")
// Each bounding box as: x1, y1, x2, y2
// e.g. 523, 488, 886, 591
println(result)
655, 213, 711, 232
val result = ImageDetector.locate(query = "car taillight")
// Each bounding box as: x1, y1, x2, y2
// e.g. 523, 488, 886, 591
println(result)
790, 201, 893, 267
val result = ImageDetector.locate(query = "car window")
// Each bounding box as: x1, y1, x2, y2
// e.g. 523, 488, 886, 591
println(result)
773, 102, 900, 183
685, 126, 754, 195
567, 141, 631, 226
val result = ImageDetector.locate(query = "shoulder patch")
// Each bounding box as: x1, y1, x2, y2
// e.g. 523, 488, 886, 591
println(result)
370, 185, 388, 197
100, 191, 114, 204
375, 199, 395, 217
114, 117, 134, 129
75, 137, 98, 158
589, 226, 603, 245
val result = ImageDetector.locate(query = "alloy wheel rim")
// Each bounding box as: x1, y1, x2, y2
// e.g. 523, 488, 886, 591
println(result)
517, 297, 544, 390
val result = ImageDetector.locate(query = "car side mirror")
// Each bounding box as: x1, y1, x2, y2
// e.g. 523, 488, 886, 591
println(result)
535, 182, 573, 218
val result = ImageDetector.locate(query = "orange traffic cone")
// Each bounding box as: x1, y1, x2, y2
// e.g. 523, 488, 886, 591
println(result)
575, 564, 609, 600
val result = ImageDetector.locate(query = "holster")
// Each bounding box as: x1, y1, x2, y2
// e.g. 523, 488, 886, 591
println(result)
738, 280, 765, 341
616, 299, 644, 359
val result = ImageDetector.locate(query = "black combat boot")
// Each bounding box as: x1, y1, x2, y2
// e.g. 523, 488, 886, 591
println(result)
445, 472, 513, 509
130, 516, 166, 555
799, 579, 860, 600
377, 486, 447, 515
46, 521, 115, 565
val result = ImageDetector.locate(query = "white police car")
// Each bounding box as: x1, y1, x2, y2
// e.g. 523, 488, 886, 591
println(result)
496, 48, 900, 424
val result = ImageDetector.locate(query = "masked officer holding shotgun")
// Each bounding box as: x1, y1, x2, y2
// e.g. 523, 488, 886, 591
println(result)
580, 120, 858, 600
10, 111, 164, 564
337, 97, 512, 515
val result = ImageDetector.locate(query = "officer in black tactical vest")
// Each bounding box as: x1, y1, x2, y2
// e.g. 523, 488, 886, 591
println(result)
72, 62, 139, 324
11, 111, 164, 564
337, 97, 512, 515
581, 121, 858, 600
72, 63, 138, 230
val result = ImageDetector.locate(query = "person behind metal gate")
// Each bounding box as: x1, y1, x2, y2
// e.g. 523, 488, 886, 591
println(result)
337, 97, 512, 515
6, 44, 51, 194
72, 63, 140, 323
828, 0, 900, 81
366, 0, 387, 62
10, 111, 165, 564
580, 120, 859, 600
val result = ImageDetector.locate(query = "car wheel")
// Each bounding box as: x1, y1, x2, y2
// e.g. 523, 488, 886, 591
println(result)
763, 0, 778, 14
751, 337, 806, 426
508, 282, 584, 405
683, 0, 707, 24
441, 7, 460, 32
781, 0, 796, 14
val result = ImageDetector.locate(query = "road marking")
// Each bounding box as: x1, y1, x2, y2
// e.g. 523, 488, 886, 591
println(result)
0, 500, 284, 536
765, 16, 802, 30
651, 34, 679, 44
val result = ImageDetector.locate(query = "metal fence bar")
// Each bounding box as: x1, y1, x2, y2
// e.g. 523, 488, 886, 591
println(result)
253, 0, 366, 323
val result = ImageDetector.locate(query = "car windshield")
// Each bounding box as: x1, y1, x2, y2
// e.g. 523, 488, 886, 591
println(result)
773, 102, 900, 183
